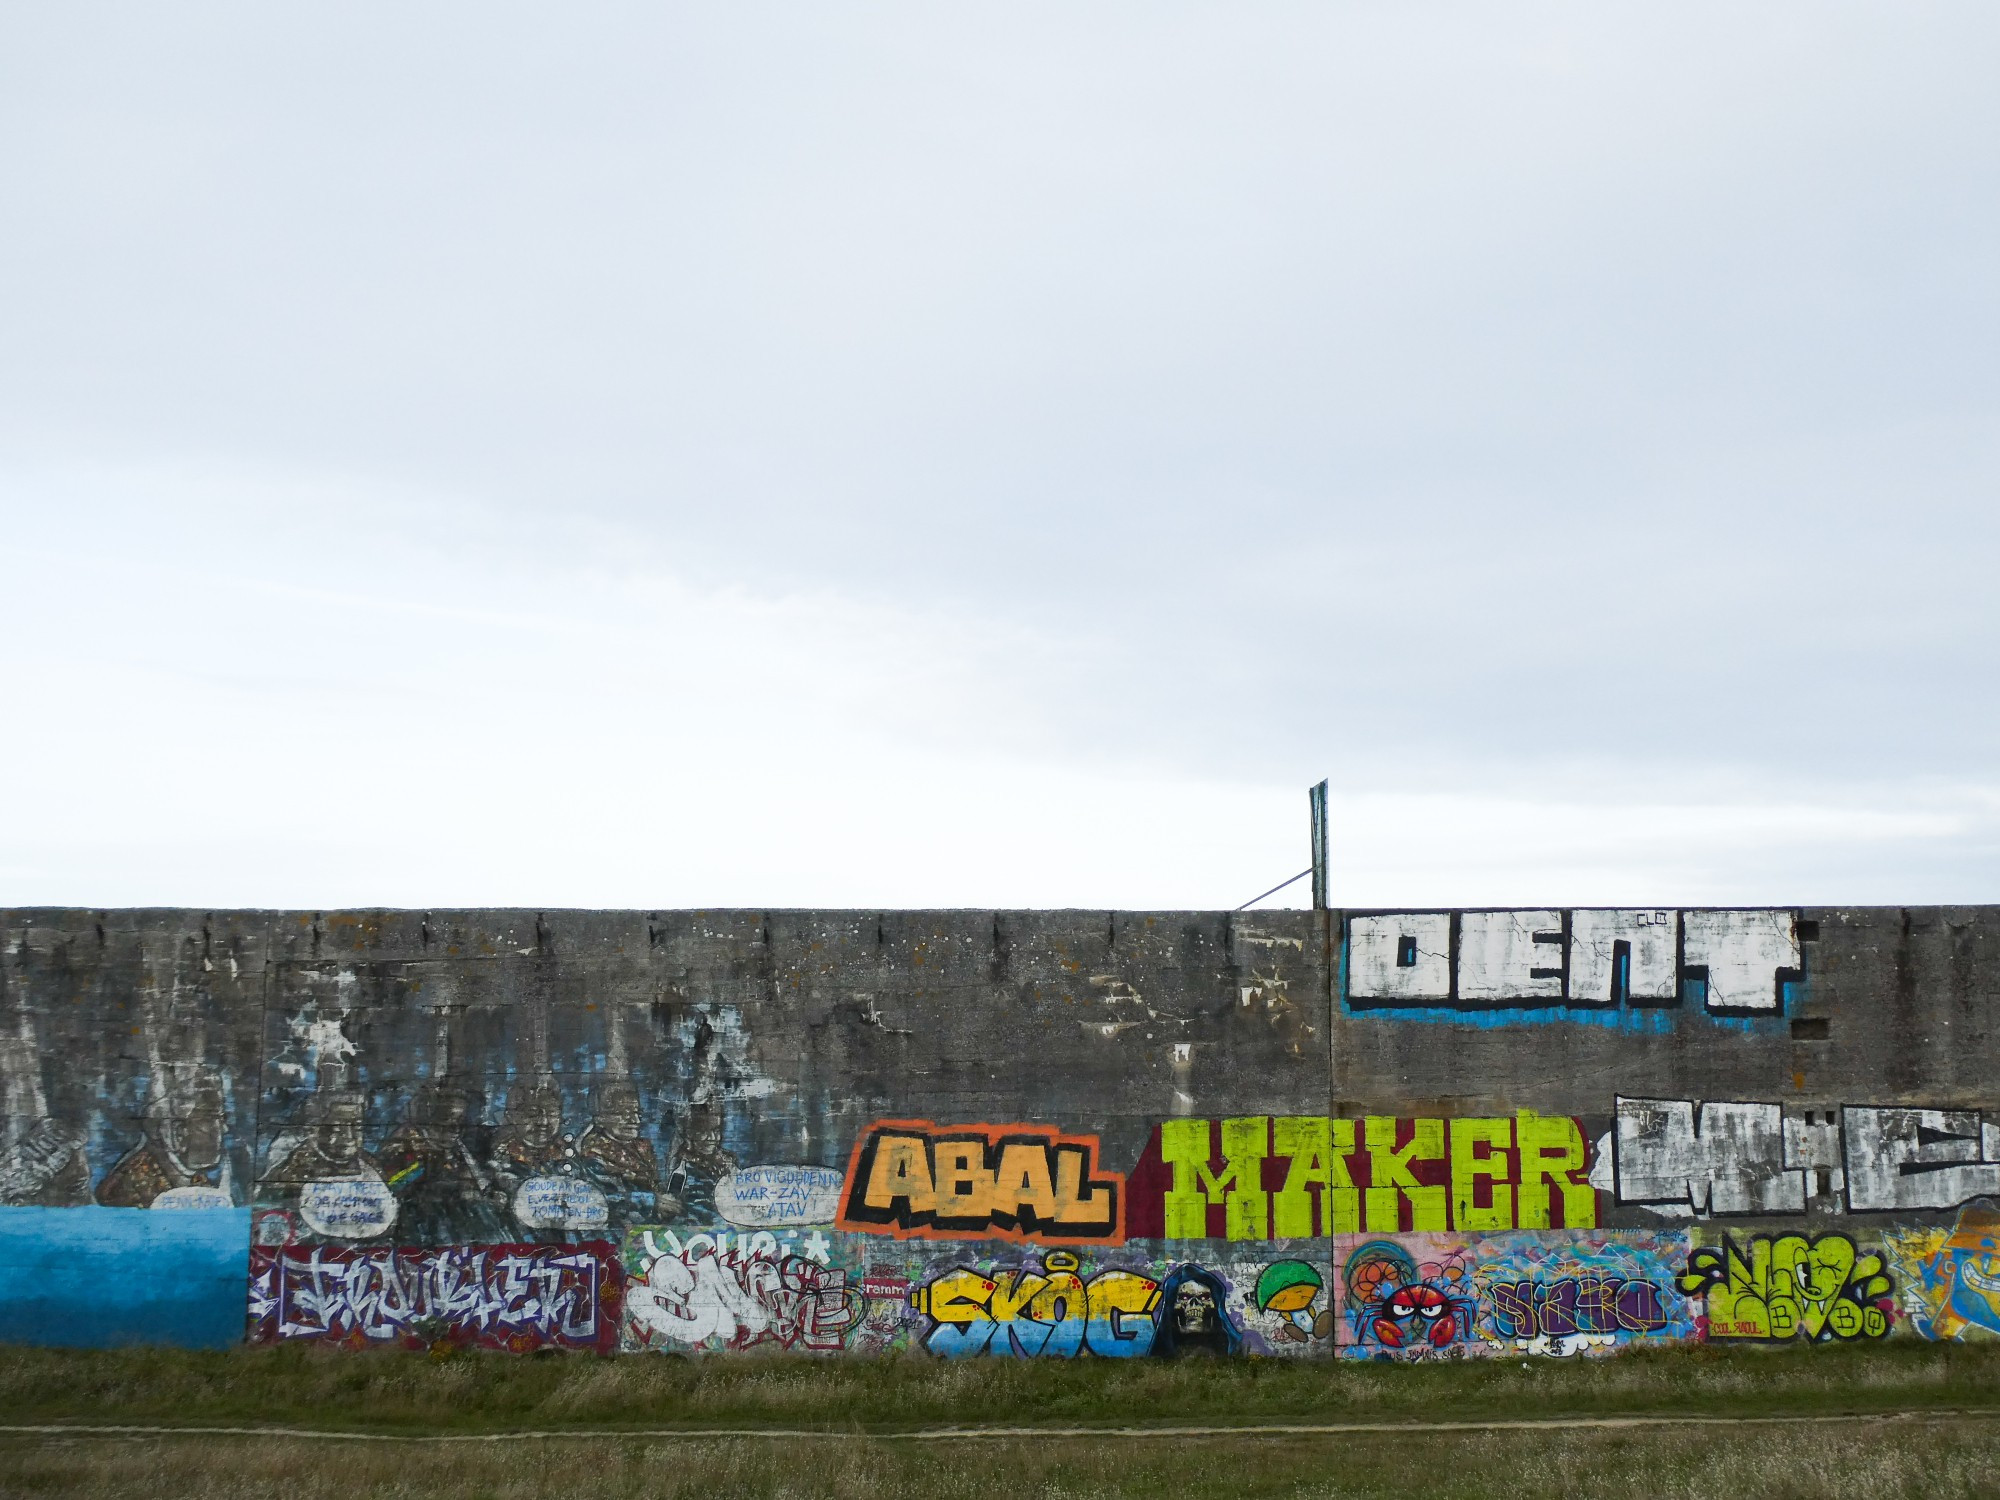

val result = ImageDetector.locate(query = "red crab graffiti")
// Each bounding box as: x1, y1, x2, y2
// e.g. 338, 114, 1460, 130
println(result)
1342, 1239, 1476, 1355
1374, 1283, 1459, 1349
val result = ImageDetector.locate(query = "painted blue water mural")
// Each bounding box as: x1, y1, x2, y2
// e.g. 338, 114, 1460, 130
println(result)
0, 1206, 249, 1348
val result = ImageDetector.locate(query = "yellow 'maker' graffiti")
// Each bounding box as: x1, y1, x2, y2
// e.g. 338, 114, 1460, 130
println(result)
1154, 1113, 1596, 1238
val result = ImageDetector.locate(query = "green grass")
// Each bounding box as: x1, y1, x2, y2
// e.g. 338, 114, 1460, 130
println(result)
2, 1340, 1998, 1434
5, 1346, 1999, 1497
3, 1423, 1999, 1499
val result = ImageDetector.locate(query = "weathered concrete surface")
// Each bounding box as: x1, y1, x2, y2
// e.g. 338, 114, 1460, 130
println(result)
6, 904, 2000, 1357
10, 904, 2000, 1212
1329, 908, 2000, 1115
2, 907, 1331, 1223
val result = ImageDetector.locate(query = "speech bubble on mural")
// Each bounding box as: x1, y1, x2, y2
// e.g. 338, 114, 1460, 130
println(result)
151, 1185, 234, 1210
299, 1178, 397, 1239
515, 1175, 611, 1230
714, 1165, 845, 1227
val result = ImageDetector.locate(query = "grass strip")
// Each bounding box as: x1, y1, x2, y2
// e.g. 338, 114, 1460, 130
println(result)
4, 1341, 2000, 1436
4, 1421, 1999, 1497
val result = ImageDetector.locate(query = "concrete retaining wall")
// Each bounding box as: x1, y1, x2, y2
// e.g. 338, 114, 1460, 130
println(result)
2, 905, 1993, 1356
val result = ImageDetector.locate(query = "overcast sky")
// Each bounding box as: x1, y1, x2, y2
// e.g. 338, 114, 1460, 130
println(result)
3, 5, 1997, 912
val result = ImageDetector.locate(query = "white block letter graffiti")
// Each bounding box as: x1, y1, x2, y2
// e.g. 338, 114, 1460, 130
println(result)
1842, 1107, 2000, 1212
1347, 913, 1451, 1004
1682, 910, 1799, 1013
1614, 1097, 1804, 1215
1457, 911, 1564, 1004
1569, 910, 1677, 1006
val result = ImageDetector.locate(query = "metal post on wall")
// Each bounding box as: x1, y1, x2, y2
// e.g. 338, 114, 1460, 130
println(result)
1309, 779, 1329, 911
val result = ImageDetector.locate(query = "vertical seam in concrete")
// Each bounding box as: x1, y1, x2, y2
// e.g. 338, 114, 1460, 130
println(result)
246, 909, 276, 1347
1324, 907, 1339, 1118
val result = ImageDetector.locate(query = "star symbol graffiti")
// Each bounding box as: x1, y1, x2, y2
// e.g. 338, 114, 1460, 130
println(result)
803, 1230, 832, 1265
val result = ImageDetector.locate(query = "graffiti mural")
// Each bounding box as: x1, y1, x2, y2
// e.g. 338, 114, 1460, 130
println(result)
247, 1242, 621, 1351
254, 963, 784, 1245
908, 1249, 1161, 1357
1887, 1202, 2000, 1340
1346, 909, 1802, 1017
20, 904, 2000, 1357
1127, 1114, 1596, 1238
622, 1223, 861, 1353
1472, 1231, 1693, 1356
95, 1065, 234, 1209
2, 917, 261, 1214
0, 915, 265, 1348
1253, 1259, 1333, 1345
1330, 1232, 1693, 1358
807, 1241, 1325, 1359
838, 1121, 1123, 1244
1336, 1236, 1478, 1357
1679, 1232, 1893, 1342
1608, 1099, 2000, 1219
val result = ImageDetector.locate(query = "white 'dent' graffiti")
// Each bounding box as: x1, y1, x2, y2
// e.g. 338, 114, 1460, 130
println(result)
1348, 909, 1800, 1013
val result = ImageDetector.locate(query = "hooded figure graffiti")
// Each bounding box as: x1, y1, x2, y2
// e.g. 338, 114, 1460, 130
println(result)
1149, 1265, 1242, 1358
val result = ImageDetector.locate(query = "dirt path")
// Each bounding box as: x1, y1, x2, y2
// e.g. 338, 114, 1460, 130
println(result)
4, 1410, 1994, 1443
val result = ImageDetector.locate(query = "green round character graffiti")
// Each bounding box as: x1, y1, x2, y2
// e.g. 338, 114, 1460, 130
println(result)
1255, 1259, 1330, 1343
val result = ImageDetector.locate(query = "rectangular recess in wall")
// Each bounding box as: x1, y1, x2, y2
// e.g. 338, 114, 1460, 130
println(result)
1790, 1017, 1831, 1041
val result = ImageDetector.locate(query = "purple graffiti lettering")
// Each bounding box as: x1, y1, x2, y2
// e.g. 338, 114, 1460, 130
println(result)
1478, 1276, 1673, 1341
1614, 1278, 1668, 1332
247, 1244, 618, 1351
1488, 1280, 1536, 1340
